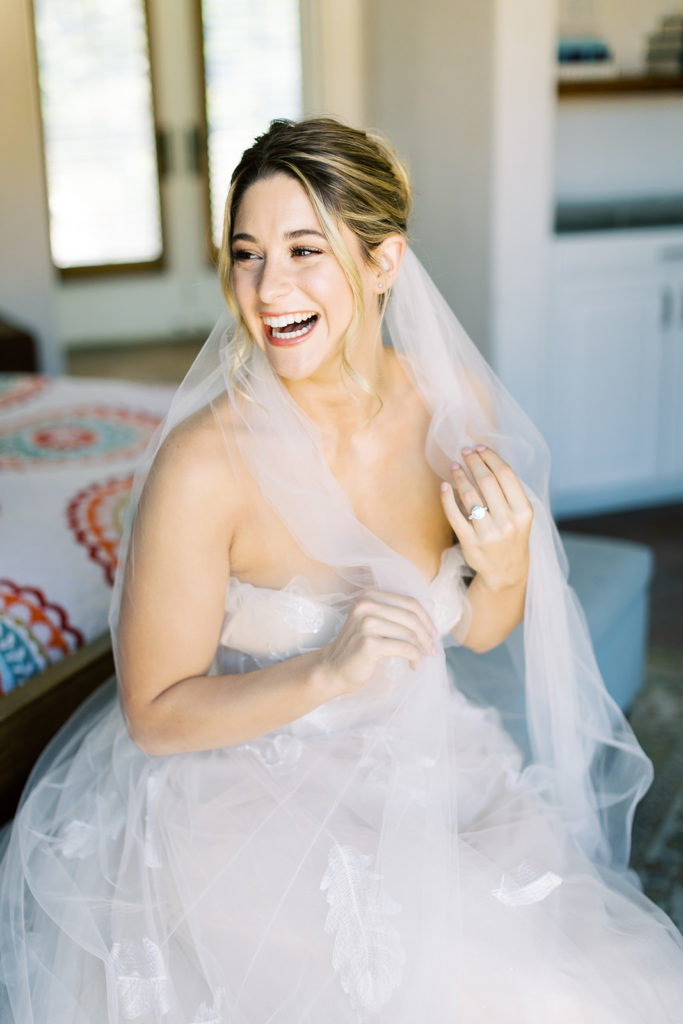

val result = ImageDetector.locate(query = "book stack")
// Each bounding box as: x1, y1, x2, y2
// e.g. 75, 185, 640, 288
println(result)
557, 36, 616, 80
646, 13, 683, 76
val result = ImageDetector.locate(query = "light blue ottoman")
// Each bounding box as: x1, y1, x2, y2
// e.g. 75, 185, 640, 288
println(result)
447, 533, 653, 715
560, 532, 654, 712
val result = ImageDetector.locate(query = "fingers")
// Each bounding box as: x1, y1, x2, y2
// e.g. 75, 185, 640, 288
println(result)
354, 591, 437, 656
442, 445, 532, 529
474, 446, 533, 521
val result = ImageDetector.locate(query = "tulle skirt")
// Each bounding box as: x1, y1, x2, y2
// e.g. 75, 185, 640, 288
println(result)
1, 677, 682, 1023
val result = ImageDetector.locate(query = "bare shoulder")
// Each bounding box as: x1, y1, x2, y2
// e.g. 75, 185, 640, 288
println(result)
142, 397, 243, 519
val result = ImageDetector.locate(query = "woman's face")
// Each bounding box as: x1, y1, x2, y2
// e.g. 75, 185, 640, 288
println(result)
230, 173, 378, 383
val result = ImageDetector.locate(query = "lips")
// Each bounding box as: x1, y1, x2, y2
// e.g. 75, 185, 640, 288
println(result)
261, 312, 319, 347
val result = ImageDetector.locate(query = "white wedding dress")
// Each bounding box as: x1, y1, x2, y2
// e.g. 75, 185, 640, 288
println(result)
3, 248, 683, 1020
1, 547, 682, 1023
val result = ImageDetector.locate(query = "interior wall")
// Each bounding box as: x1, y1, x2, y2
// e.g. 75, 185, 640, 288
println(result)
301, 0, 366, 124
0, 0, 61, 372
365, 0, 496, 360
489, 0, 556, 428
555, 97, 683, 203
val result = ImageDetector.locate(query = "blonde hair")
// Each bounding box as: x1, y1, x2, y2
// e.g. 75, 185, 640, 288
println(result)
218, 118, 412, 397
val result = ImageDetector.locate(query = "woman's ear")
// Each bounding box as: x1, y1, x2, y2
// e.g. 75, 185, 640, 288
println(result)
375, 234, 407, 290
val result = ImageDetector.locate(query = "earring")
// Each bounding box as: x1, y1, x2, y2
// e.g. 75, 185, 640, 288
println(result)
377, 276, 385, 292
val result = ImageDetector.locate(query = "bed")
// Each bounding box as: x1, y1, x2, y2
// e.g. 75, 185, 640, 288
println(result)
0, 372, 175, 821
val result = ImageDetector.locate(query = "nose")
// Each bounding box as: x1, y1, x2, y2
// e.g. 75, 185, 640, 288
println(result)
257, 255, 290, 305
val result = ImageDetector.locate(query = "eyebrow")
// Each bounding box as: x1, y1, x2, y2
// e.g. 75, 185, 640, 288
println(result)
231, 228, 326, 243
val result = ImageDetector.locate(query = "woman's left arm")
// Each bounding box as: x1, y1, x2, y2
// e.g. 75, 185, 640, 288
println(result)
440, 445, 534, 653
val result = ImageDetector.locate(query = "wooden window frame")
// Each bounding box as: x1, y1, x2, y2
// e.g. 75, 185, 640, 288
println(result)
30, 0, 167, 279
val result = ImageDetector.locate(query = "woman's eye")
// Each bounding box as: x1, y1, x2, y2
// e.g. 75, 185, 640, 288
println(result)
291, 246, 321, 258
232, 249, 259, 263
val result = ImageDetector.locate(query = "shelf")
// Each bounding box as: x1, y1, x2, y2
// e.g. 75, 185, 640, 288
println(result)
554, 197, 683, 234
558, 75, 683, 97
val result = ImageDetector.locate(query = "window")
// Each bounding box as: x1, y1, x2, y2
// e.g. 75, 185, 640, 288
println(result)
33, 0, 163, 273
199, 0, 303, 249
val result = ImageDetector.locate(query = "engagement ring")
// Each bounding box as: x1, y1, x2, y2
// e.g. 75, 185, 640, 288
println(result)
467, 504, 489, 521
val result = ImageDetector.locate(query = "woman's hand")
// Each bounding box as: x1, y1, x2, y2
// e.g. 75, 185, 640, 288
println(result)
440, 445, 533, 592
316, 590, 437, 696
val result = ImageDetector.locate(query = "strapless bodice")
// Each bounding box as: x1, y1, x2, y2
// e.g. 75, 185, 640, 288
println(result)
215, 544, 470, 668
209, 545, 471, 737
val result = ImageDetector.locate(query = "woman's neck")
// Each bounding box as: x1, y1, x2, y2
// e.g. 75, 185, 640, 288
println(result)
283, 337, 395, 435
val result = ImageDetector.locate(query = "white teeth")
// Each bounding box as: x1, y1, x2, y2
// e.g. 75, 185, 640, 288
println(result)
271, 322, 316, 340
262, 312, 316, 328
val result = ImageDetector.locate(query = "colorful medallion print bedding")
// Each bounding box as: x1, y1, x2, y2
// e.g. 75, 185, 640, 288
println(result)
0, 374, 175, 694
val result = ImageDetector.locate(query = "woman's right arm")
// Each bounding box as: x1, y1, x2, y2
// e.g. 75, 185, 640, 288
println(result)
117, 425, 436, 756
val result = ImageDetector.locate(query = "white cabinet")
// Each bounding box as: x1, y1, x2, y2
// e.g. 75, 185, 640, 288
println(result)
547, 232, 683, 516
660, 256, 683, 481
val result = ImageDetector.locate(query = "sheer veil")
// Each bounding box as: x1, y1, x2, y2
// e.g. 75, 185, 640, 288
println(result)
0, 242, 666, 1023
110, 244, 651, 870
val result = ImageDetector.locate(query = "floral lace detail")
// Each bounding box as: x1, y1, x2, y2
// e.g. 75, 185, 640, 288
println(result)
246, 732, 303, 774
111, 937, 171, 1019
143, 767, 165, 869
321, 843, 405, 1014
278, 581, 328, 633
190, 987, 227, 1023
360, 726, 436, 809
58, 801, 124, 860
492, 859, 563, 907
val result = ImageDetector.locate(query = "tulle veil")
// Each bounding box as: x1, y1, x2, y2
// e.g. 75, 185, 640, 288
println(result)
0, 246, 661, 1022
113, 245, 652, 869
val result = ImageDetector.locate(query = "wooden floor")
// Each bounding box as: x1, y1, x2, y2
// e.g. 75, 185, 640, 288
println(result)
68, 337, 205, 385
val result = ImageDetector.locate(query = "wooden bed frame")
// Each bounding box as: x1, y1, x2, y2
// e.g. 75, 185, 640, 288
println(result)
0, 635, 115, 824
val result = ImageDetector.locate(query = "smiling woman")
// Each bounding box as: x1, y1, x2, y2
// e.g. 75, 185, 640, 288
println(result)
1, 118, 682, 1023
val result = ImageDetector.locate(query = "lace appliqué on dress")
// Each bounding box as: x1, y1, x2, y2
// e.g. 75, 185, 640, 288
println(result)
58, 801, 125, 860
321, 843, 405, 1014
360, 726, 436, 809
111, 937, 171, 1020
190, 987, 227, 1024
143, 767, 165, 869
492, 859, 563, 908
245, 733, 303, 774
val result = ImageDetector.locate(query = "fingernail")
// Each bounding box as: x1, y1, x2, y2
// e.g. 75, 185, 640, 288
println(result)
440, 481, 450, 493
475, 444, 487, 452
461, 446, 472, 456
450, 461, 461, 472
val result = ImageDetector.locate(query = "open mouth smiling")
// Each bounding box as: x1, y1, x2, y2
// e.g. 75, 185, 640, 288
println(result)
261, 312, 319, 346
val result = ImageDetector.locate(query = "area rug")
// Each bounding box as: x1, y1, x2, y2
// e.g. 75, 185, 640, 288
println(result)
630, 646, 683, 931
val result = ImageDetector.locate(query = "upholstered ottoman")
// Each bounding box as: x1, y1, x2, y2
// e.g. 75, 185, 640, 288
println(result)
560, 532, 653, 712
447, 532, 654, 715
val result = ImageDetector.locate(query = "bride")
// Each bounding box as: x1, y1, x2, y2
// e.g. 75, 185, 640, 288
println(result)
1, 118, 682, 1022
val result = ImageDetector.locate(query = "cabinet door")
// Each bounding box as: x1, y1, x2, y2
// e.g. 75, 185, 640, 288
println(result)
659, 266, 683, 480
548, 273, 662, 501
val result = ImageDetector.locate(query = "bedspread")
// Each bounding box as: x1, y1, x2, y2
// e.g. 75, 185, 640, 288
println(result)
0, 373, 175, 693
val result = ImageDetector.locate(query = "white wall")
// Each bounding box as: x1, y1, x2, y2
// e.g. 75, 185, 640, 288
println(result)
365, 0, 496, 359
555, 96, 683, 204
365, 0, 556, 431
301, 0, 366, 124
0, 0, 61, 372
489, 0, 556, 429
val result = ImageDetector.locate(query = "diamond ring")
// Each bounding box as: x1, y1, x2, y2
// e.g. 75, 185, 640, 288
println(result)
467, 504, 489, 521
